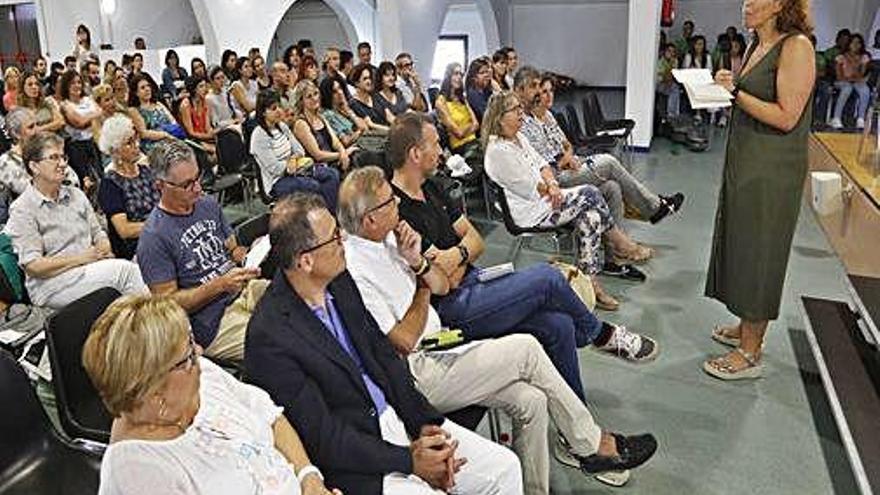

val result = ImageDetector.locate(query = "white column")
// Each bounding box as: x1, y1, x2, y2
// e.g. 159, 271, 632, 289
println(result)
624, 0, 662, 150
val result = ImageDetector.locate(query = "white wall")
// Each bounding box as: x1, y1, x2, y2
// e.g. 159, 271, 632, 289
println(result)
268, 0, 350, 63
669, 0, 742, 44
106, 0, 201, 49
35, 0, 100, 59
441, 3, 490, 60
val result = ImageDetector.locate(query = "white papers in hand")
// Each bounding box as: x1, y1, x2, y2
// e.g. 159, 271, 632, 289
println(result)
244, 235, 271, 269
672, 68, 733, 109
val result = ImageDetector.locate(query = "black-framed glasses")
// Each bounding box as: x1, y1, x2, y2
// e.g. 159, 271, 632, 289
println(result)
39, 153, 68, 164
300, 225, 342, 255
503, 104, 523, 115
366, 195, 397, 215
169, 335, 197, 373
162, 171, 203, 191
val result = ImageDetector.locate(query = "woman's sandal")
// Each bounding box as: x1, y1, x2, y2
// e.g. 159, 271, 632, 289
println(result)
614, 244, 654, 265
711, 325, 741, 348
702, 348, 763, 381
595, 291, 620, 311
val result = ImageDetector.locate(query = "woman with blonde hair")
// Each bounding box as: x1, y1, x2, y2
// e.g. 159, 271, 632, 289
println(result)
705, 0, 815, 379
292, 79, 356, 172
3, 66, 21, 111
83, 294, 342, 495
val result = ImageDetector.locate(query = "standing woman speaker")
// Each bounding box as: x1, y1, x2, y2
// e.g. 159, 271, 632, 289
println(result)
703, 0, 815, 380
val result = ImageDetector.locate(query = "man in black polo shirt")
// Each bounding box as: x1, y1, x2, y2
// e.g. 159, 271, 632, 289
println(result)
388, 113, 659, 404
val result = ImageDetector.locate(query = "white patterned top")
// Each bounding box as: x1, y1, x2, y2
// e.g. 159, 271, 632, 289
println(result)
98, 358, 300, 495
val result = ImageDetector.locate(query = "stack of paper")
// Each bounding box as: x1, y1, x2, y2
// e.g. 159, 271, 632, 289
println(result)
672, 69, 734, 109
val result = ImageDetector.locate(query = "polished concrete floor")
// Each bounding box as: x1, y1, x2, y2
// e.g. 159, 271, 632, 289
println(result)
470, 132, 859, 494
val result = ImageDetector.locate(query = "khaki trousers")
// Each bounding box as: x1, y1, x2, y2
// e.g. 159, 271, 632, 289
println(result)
205, 279, 270, 361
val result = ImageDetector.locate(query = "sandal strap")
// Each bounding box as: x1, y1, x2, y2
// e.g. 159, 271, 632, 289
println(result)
734, 348, 760, 366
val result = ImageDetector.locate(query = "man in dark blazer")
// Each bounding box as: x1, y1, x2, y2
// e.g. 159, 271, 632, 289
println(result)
244, 193, 522, 495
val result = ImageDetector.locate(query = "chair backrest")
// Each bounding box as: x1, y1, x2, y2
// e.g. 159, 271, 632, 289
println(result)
215, 128, 247, 175
46, 288, 121, 444
0, 350, 53, 470
235, 212, 270, 247
552, 110, 575, 144
486, 179, 527, 235
564, 104, 586, 143
250, 156, 275, 205
581, 95, 603, 137
589, 92, 608, 123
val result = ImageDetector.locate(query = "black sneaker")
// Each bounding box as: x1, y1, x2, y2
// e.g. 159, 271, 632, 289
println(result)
601, 262, 647, 282
649, 192, 685, 224
579, 433, 658, 474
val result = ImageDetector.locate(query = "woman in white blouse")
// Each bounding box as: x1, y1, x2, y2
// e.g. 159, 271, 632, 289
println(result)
483, 92, 650, 309
83, 294, 341, 495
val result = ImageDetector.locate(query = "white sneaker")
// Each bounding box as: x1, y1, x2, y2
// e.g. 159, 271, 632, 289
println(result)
857, 117, 865, 129
597, 324, 659, 362
829, 118, 843, 129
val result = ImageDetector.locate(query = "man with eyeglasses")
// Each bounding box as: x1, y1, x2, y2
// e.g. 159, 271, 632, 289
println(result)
245, 192, 524, 495
395, 53, 428, 112
136, 140, 267, 362
337, 167, 658, 493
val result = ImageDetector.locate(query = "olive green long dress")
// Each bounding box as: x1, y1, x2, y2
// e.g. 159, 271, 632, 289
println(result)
705, 33, 813, 321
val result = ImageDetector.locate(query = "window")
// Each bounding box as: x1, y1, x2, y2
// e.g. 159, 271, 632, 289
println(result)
430, 35, 468, 84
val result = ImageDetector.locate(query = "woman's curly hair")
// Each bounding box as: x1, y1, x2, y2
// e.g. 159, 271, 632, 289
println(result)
776, 0, 813, 36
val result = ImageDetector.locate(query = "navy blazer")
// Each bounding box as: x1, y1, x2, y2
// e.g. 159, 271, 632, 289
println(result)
244, 270, 444, 495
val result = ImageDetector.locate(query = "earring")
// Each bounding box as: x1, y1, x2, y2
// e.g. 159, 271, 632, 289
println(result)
158, 396, 168, 418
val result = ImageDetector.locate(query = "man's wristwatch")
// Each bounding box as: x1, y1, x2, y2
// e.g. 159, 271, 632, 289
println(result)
457, 245, 470, 266
730, 85, 740, 100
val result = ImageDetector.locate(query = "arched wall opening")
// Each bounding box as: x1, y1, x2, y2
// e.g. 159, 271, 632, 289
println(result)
429, 0, 500, 83
267, 0, 354, 64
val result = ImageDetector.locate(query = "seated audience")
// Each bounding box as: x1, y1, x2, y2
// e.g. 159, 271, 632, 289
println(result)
3, 67, 21, 111
129, 53, 145, 79
102, 60, 117, 86
82, 294, 341, 495
16, 70, 65, 134
130, 73, 179, 153
283, 44, 301, 73
298, 55, 320, 84
91, 83, 126, 148
503, 46, 519, 89
674, 20, 695, 60
656, 43, 681, 117
292, 80, 357, 169
349, 63, 390, 131
59, 70, 103, 186
178, 76, 217, 157
250, 89, 340, 207
374, 62, 408, 125
356, 41, 377, 74
33, 56, 48, 87
320, 47, 346, 95
160, 49, 188, 101
394, 52, 428, 112
0, 108, 79, 224
319, 77, 369, 147
5, 132, 146, 309
483, 93, 655, 308
830, 33, 871, 129
491, 49, 509, 91
97, 114, 160, 259
252, 55, 272, 91
339, 50, 355, 92
298, 39, 316, 59
339, 167, 659, 493
824, 29, 852, 79
434, 62, 481, 166
230, 56, 258, 116
518, 70, 683, 229
465, 57, 494, 122
137, 140, 266, 361
206, 66, 243, 130
244, 193, 523, 495
271, 61, 298, 126
390, 112, 658, 389
82, 59, 102, 97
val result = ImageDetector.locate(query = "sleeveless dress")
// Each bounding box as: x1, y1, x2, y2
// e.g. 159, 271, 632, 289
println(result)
705, 33, 814, 321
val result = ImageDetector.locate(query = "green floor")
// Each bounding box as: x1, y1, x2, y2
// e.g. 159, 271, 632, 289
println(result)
470, 133, 858, 494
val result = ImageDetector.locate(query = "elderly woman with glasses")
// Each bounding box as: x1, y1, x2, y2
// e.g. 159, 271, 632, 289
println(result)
97, 114, 160, 259
83, 294, 342, 495
4, 131, 147, 309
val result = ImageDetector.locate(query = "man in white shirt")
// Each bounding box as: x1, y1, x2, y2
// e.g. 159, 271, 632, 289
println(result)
395, 53, 428, 112
338, 166, 658, 494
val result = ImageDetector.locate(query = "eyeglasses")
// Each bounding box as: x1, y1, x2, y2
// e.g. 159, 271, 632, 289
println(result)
366, 195, 397, 215
399, 62, 414, 69
169, 335, 198, 373
39, 153, 68, 164
162, 171, 203, 191
300, 225, 342, 255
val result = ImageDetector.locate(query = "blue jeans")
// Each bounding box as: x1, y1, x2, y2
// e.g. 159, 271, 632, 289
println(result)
270, 165, 340, 212
435, 263, 603, 402
833, 81, 871, 122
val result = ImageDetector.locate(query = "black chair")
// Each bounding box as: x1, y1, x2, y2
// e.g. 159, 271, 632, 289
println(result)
235, 212, 270, 247
582, 94, 631, 164
249, 156, 275, 206
488, 180, 577, 264
562, 104, 617, 155
586, 92, 635, 136
0, 350, 101, 494
213, 128, 249, 208
45, 288, 121, 447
